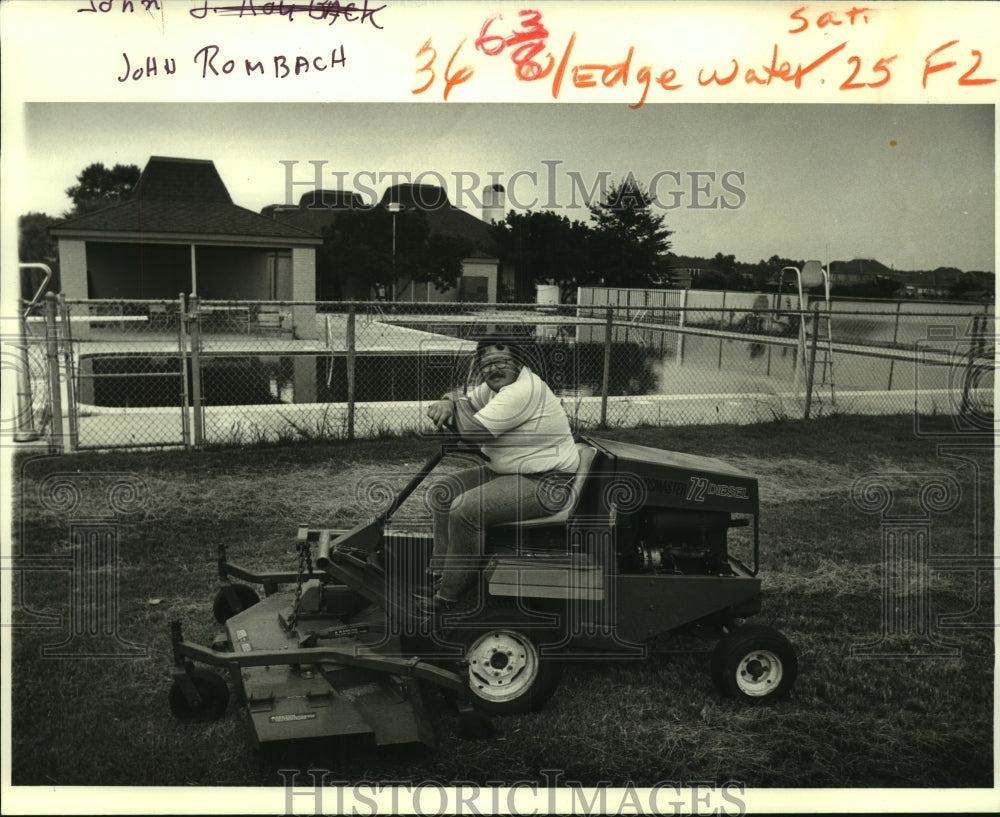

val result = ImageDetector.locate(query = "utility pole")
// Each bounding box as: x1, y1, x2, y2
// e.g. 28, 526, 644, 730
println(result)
387, 202, 403, 301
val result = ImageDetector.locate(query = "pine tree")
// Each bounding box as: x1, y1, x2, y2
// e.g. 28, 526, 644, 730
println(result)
588, 176, 673, 288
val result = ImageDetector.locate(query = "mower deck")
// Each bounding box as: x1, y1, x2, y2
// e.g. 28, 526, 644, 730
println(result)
224, 593, 434, 747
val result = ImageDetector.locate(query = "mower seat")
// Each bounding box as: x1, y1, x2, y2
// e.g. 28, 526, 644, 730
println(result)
498, 443, 597, 530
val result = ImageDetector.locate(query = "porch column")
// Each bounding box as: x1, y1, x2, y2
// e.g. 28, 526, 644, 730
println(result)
190, 244, 197, 296
58, 239, 90, 339
290, 246, 317, 339
58, 239, 88, 299
488, 262, 498, 303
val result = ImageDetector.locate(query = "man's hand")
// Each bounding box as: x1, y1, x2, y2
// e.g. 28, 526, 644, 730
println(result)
426, 398, 455, 429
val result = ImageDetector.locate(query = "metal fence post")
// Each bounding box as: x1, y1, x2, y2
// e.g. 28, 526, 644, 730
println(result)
57, 295, 79, 452
43, 293, 65, 453
600, 307, 613, 428
189, 295, 204, 448
717, 290, 727, 369
624, 289, 631, 344
804, 307, 821, 419
678, 289, 687, 366
346, 305, 356, 440
178, 293, 191, 449
886, 300, 902, 390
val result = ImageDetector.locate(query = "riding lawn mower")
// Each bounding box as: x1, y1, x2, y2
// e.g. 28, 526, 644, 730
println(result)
169, 434, 797, 748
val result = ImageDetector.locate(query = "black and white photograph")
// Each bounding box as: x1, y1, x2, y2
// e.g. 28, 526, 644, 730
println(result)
1, 2, 996, 815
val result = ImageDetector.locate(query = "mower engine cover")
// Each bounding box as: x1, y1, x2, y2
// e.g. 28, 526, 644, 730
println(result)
585, 437, 759, 516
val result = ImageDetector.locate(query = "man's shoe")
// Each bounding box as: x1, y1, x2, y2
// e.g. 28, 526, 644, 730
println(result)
411, 588, 447, 606
417, 569, 443, 595
417, 592, 462, 615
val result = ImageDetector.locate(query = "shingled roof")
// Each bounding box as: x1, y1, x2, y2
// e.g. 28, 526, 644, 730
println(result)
267, 183, 496, 253
51, 156, 321, 246
380, 184, 494, 249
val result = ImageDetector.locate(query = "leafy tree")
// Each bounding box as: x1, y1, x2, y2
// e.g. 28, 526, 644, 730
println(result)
490, 210, 594, 302
830, 278, 902, 299
949, 274, 984, 299
711, 252, 737, 278
317, 208, 380, 300
693, 270, 728, 291
411, 231, 474, 296
708, 252, 754, 290
65, 162, 141, 215
318, 207, 471, 300
18, 212, 59, 266
18, 212, 61, 299
743, 255, 807, 292
587, 176, 673, 289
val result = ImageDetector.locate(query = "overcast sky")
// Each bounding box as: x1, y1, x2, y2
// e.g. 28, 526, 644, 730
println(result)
19, 102, 995, 272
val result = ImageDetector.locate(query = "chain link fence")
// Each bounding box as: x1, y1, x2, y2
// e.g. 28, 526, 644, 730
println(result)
9, 290, 993, 452
5, 304, 52, 446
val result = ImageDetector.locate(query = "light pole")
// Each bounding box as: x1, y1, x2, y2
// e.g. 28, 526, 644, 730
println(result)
387, 202, 403, 301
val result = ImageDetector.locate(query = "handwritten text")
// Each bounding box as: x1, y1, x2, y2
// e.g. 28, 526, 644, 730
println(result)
412, 8, 996, 107
194, 44, 347, 78
79, 0, 161, 12
116, 46, 348, 81
188, 0, 385, 27
118, 52, 176, 81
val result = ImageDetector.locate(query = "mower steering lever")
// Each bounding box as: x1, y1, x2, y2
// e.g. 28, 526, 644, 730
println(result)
375, 441, 486, 524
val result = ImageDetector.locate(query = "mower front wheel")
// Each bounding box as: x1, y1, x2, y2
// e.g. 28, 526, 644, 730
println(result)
169, 668, 230, 722
711, 624, 797, 704
446, 606, 562, 716
212, 584, 260, 624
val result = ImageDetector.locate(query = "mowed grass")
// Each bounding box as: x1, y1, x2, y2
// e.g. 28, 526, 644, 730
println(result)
8, 415, 994, 788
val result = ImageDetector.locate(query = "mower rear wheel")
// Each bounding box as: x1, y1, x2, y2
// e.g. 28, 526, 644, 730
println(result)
711, 624, 797, 704
446, 605, 562, 716
169, 668, 230, 722
212, 584, 260, 624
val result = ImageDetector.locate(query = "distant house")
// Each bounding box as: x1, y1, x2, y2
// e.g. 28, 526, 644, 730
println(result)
670, 267, 720, 289
955, 270, 996, 301
903, 268, 964, 299
827, 258, 894, 288
264, 182, 506, 303
51, 156, 323, 336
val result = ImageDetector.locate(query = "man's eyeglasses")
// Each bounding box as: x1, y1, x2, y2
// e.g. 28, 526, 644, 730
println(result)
479, 358, 514, 372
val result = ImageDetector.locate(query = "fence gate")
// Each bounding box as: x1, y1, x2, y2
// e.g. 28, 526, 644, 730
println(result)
61, 295, 192, 451
10, 268, 53, 446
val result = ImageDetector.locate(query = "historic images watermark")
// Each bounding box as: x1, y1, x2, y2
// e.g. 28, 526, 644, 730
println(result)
280, 160, 748, 212
849, 470, 965, 658
278, 769, 748, 816
9, 470, 148, 658
913, 319, 995, 439
850, 322, 995, 658
0, 322, 54, 446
